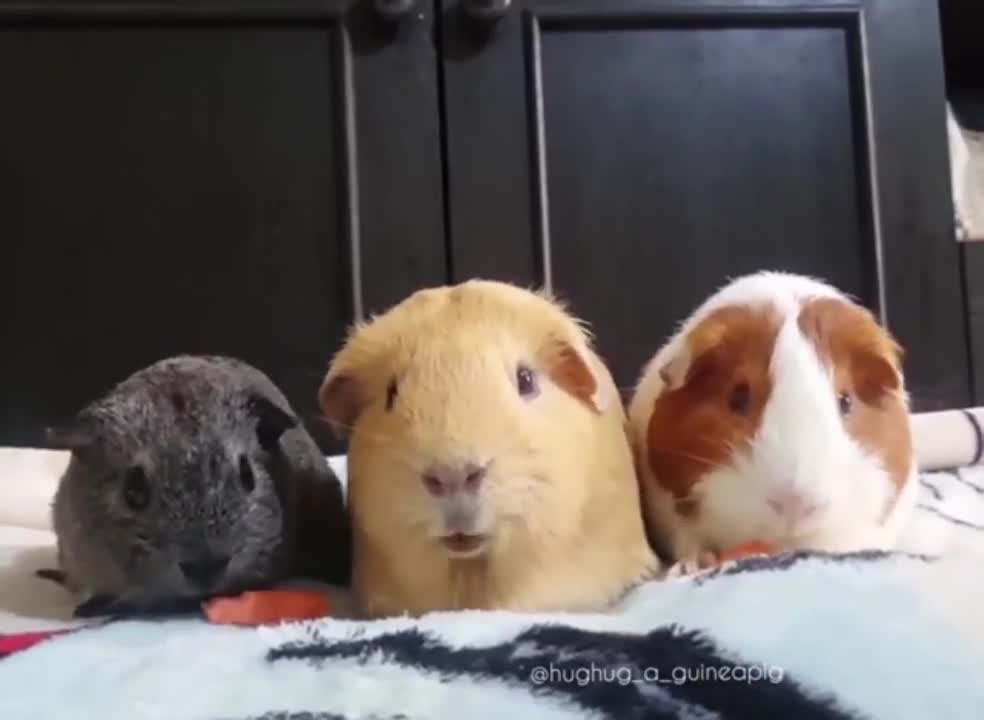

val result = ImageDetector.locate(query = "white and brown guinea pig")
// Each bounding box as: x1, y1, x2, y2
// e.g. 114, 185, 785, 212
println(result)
627, 271, 917, 566
318, 278, 658, 618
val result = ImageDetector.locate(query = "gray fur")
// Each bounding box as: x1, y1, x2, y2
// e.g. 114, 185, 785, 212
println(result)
44, 355, 350, 612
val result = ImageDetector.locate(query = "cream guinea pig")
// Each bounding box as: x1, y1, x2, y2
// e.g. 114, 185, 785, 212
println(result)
627, 271, 917, 569
318, 278, 658, 618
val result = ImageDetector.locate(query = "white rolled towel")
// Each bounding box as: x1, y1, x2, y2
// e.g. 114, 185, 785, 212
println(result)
0, 409, 982, 533
911, 408, 984, 471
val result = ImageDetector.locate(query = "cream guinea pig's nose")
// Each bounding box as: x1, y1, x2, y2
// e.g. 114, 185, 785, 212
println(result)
422, 461, 487, 497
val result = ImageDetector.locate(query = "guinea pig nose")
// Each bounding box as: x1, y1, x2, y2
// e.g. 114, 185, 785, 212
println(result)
180, 555, 230, 586
767, 491, 822, 521
422, 462, 487, 496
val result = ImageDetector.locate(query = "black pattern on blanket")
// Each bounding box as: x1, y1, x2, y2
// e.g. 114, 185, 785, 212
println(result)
268, 621, 857, 719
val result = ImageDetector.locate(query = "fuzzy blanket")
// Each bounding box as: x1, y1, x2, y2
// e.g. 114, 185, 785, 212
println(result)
0, 549, 983, 720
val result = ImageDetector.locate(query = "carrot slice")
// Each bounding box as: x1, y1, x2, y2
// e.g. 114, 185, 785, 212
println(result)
203, 590, 331, 626
717, 541, 774, 563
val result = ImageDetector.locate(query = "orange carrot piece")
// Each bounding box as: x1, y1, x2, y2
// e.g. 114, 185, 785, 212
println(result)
203, 590, 331, 626
717, 541, 774, 563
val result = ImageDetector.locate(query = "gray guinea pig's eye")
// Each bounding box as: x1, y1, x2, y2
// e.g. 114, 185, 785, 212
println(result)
239, 455, 256, 493
123, 466, 151, 511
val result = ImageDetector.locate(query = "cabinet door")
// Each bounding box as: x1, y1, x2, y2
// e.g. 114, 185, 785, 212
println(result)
0, 0, 446, 451
441, 0, 969, 411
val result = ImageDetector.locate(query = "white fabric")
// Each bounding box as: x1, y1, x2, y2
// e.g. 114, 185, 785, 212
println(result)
0, 528, 85, 634
911, 408, 984, 471
949, 104, 984, 241
0, 448, 70, 531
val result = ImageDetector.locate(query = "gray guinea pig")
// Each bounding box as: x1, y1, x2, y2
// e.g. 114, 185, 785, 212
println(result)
39, 354, 351, 617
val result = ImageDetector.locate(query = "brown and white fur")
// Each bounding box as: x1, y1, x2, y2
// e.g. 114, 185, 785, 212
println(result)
627, 271, 918, 569
319, 279, 658, 618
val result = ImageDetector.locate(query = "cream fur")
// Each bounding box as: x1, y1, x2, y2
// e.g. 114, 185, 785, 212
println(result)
627, 271, 917, 562
321, 279, 659, 618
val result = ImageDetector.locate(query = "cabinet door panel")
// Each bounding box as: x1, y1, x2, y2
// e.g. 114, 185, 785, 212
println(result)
0, 1, 446, 451
441, 0, 968, 410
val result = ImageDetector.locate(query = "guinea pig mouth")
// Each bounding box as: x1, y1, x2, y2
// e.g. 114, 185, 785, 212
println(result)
439, 532, 489, 559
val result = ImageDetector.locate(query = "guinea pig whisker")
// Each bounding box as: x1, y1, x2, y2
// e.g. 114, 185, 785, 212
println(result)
684, 430, 741, 445
645, 445, 723, 467
724, 436, 757, 462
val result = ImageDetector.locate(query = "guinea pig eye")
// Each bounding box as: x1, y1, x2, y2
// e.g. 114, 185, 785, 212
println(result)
238, 455, 256, 493
838, 391, 853, 416
728, 381, 751, 415
385, 378, 398, 411
516, 364, 538, 398
123, 466, 150, 511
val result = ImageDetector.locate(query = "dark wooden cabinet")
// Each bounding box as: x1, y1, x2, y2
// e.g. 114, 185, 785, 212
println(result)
441, 0, 969, 411
0, 1, 446, 451
0, 0, 973, 450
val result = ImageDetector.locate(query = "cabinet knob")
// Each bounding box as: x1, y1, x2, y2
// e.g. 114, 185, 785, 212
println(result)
373, 0, 417, 21
461, 0, 511, 21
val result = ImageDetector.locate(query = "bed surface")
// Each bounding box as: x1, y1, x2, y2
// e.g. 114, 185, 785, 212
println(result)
0, 414, 983, 719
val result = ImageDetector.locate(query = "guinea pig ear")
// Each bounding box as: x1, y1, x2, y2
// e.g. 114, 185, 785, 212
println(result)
44, 417, 101, 464
542, 338, 613, 414
657, 346, 693, 391
656, 343, 721, 392
798, 296, 905, 406
850, 340, 904, 405
656, 311, 737, 392
245, 394, 298, 453
317, 372, 367, 437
